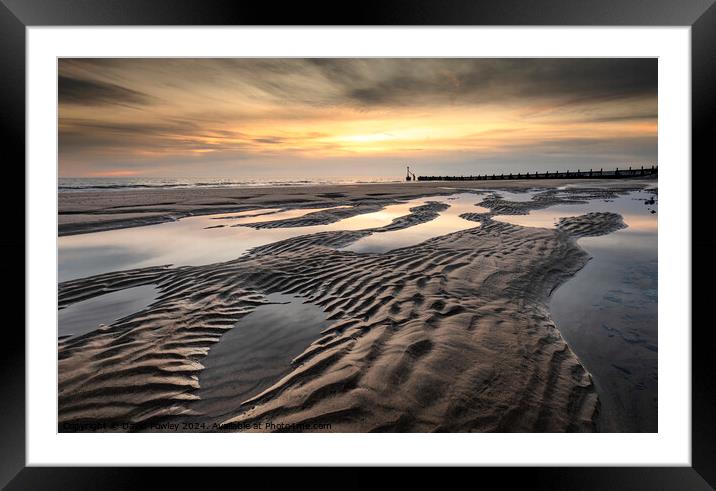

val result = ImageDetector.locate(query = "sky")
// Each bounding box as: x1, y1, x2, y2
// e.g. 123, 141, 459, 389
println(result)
58, 58, 657, 180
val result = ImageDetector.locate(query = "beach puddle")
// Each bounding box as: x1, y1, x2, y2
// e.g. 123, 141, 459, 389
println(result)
190, 293, 331, 418
209, 208, 283, 219
59, 208, 372, 282
342, 193, 485, 253
493, 190, 657, 431
58, 284, 159, 339
59, 195, 485, 281
327, 201, 426, 230
494, 191, 657, 231
491, 189, 542, 202
213, 206, 352, 225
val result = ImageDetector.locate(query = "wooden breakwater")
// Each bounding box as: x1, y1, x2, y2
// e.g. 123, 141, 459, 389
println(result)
417, 165, 657, 181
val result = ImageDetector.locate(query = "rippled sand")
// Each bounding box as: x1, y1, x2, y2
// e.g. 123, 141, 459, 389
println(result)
57, 178, 656, 432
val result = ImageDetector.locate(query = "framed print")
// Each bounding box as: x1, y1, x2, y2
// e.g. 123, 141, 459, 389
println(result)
3, 0, 715, 488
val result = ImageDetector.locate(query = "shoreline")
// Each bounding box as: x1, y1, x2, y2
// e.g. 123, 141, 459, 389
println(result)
58, 177, 655, 236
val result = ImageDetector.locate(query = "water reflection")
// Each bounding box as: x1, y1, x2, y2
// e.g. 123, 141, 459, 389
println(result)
343, 193, 486, 253
188, 293, 331, 419
492, 190, 542, 202
209, 208, 282, 219
59, 197, 480, 282
212, 206, 351, 225
58, 284, 159, 339
493, 190, 658, 432
494, 191, 657, 233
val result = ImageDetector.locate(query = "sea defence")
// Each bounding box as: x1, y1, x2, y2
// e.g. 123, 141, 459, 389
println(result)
417, 165, 657, 181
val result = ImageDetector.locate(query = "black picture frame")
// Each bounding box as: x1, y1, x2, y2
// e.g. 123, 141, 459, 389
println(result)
3, 0, 714, 488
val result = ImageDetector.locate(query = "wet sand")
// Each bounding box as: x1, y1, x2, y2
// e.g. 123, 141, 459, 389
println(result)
58, 178, 656, 432
59, 179, 650, 235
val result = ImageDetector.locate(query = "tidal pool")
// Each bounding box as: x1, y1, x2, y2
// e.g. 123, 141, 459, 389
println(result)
491, 189, 542, 202
211, 206, 351, 225
58, 284, 159, 339
58, 195, 486, 282
496, 190, 658, 432
58, 195, 485, 350
187, 293, 332, 420
342, 193, 487, 253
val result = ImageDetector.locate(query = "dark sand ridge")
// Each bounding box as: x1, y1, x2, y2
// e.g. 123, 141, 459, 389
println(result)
57, 182, 649, 432
58, 178, 652, 236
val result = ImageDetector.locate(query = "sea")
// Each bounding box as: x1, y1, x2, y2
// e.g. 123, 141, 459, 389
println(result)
58, 177, 402, 193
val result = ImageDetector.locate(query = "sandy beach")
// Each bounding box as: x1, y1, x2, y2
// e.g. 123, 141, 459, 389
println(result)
59, 179, 649, 236
58, 178, 656, 432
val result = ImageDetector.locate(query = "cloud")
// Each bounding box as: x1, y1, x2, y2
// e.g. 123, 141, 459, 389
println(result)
57, 58, 657, 178
334, 59, 657, 107
58, 75, 154, 107
58, 58, 657, 110
253, 137, 285, 145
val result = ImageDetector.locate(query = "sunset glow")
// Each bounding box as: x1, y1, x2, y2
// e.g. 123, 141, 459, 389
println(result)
58, 59, 657, 178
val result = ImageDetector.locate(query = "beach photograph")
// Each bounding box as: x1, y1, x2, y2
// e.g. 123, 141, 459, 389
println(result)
57, 58, 657, 433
